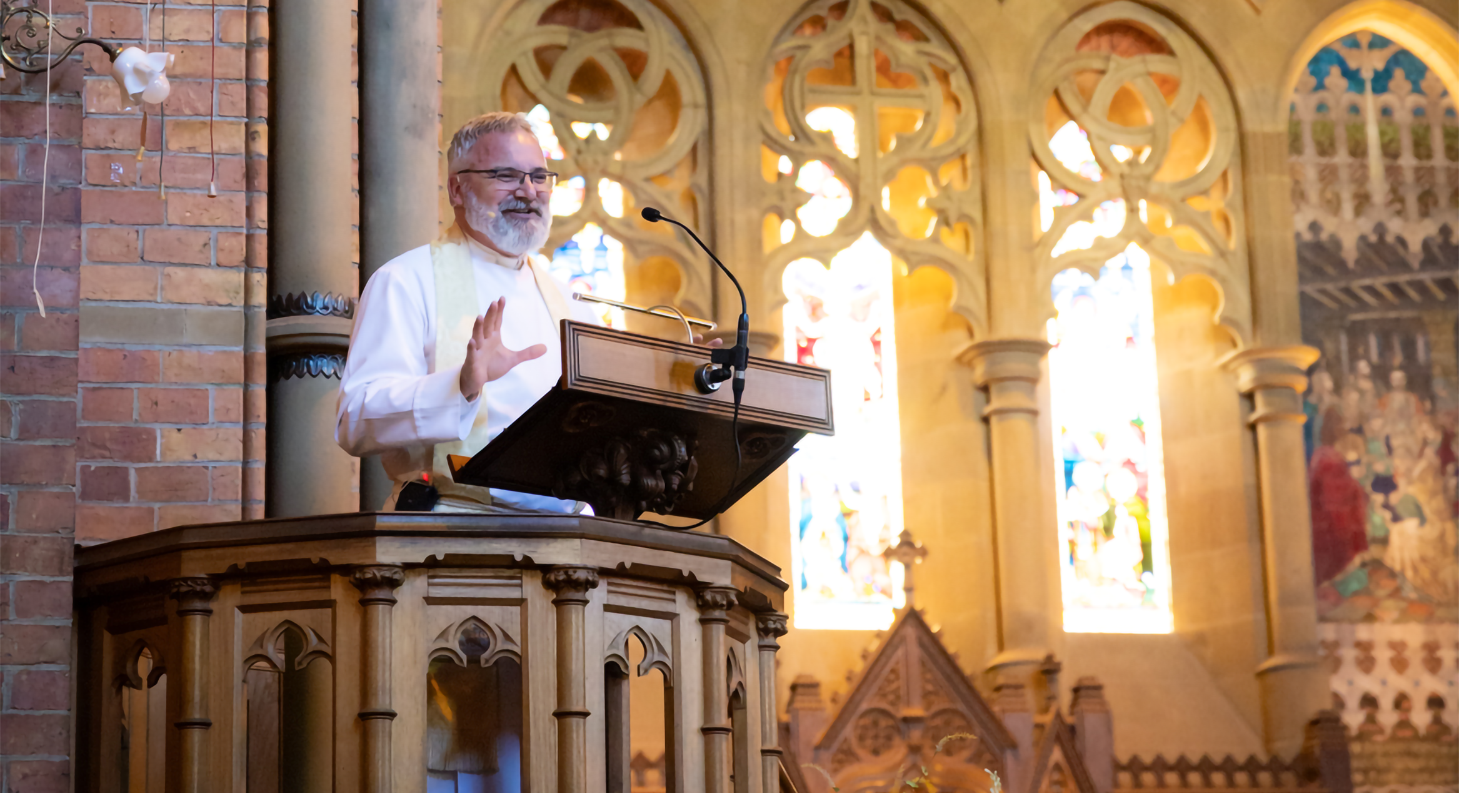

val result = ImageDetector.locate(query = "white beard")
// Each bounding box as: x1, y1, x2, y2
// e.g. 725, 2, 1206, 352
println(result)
465, 191, 551, 257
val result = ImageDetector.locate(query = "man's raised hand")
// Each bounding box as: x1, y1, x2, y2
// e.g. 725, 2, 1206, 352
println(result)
459, 297, 548, 401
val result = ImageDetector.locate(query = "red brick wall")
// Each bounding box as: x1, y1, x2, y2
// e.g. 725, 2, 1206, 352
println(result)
1, 2, 86, 789
75, 0, 267, 543
2, 1, 267, 786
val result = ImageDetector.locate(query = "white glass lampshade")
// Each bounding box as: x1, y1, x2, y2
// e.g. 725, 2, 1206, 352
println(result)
110, 47, 175, 106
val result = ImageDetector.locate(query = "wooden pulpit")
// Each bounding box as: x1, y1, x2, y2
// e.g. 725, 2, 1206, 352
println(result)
449, 320, 834, 520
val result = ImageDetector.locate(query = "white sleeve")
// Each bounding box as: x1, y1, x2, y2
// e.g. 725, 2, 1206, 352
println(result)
335, 261, 483, 457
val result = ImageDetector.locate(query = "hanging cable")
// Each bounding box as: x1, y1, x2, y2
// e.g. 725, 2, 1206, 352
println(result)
32, 0, 55, 318
207, 0, 217, 197
158, 0, 168, 198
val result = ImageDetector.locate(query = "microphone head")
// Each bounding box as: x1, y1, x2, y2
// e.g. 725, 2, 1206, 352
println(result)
640, 207, 663, 222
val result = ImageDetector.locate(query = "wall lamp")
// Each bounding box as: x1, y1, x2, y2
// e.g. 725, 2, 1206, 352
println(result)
2, 1, 174, 104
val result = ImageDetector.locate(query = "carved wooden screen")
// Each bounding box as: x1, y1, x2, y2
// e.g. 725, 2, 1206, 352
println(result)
1030, 4, 1246, 634
484, 0, 712, 326
764, 0, 981, 631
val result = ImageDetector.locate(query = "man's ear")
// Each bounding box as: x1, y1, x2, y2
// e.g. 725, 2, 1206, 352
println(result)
446, 174, 464, 208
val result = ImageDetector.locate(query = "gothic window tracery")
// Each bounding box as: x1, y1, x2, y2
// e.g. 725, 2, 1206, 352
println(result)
766, 0, 981, 631
486, 0, 713, 328
1031, 5, 1245, 633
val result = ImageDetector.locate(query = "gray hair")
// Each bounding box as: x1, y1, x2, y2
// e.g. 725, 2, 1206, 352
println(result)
447, 111, 540, 172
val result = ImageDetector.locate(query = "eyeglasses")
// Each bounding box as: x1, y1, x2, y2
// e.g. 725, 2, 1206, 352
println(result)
454, 168, 559, 189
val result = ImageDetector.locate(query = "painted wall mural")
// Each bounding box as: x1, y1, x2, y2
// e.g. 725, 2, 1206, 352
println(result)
1291, 32, 1459, 626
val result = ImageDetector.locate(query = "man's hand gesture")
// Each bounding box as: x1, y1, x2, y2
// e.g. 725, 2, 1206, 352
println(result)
459, 297, 547, 401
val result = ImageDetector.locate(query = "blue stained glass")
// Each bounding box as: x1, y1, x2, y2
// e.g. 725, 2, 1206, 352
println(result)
1307, 47, 1365, 93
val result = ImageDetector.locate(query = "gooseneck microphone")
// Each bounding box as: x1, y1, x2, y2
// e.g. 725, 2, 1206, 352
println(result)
640, 206, 750, 529
639, 207, 750, 402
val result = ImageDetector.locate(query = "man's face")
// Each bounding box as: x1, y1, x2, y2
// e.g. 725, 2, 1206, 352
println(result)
449, 128, 553, 257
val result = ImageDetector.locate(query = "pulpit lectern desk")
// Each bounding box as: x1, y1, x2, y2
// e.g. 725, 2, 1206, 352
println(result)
449, 320, 834, 521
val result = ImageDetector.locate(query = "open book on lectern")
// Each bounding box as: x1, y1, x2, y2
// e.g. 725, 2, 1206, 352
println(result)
447, 320, 835, 522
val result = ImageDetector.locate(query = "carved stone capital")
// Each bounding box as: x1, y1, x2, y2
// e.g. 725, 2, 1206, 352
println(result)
956, 338, 1050, 418
268, 351, 346, 383
267, 290, 356, 320
350, 565, 405, 606
695, 585, 737, 622
956, 338, 1050, 384
169, 577, 217, 616
756, 611, 788, 649
543, 565, 600, 605
1221, 345, 1320, 394
1222, 345, 1320, 425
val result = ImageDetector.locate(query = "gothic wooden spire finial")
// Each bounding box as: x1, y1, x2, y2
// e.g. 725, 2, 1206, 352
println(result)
882, 529, 928, 610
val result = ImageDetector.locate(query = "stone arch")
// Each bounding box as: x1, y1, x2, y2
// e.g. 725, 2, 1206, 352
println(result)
1284, 0, 1459, 102
456, 0, 718, 319
1028, 1, 1251, 348
758, 0, 985, 335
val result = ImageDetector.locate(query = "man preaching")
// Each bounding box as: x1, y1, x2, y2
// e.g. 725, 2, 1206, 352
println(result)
336, 111, 602, 513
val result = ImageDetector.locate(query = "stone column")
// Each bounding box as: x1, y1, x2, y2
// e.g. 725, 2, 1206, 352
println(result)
755, 612, 788, 793
169, 577, 217, 793
352, 565, 406, 793
697, 586, 737, 793
957, 339, 1060, 687
266, 0, 358, 517
544, 566, 600, 793
357, 0, 441, 510
1224, 346, 1328, 756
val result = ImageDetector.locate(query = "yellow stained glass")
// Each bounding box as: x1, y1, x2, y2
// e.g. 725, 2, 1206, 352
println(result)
785, 233, 904, 631
1041, 122, 1174, 635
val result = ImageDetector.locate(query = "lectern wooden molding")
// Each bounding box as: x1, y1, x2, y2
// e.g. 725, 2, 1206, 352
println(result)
451, 321, 834, 520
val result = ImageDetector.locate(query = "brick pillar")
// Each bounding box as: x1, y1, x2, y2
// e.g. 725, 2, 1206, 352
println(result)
0, 12, 85, 793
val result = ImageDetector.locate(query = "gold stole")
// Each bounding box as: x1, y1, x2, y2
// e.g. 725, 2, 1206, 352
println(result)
428, 223, 571, 503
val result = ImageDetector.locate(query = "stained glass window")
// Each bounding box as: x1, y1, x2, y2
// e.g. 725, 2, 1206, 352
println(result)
767, 0, 980, 630
784, 233, 904, 631
1042, 121, 1174, 634
524, 104, 629, 329
547, 223, 627, 328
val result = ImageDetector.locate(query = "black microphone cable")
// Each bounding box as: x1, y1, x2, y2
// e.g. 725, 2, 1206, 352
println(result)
637, 206, 749, 531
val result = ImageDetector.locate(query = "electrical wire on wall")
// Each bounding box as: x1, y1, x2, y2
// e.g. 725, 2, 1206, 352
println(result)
31, 0, 55, 318
157, 0, 168, 198
207, 0, 217, 197
137, 3, 154, 164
